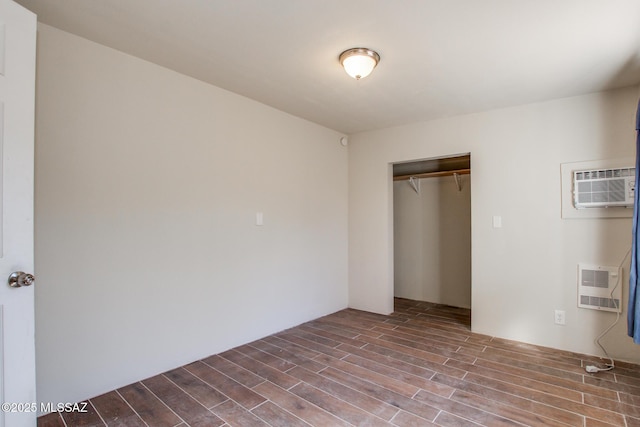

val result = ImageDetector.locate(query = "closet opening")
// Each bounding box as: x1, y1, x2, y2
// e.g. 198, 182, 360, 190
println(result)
392, 154, 472, 323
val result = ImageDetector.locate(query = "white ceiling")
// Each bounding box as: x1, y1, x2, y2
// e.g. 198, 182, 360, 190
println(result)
14, 0, 640, 134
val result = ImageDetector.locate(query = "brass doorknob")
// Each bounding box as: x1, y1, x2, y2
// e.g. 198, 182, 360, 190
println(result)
8, 271, 35, 288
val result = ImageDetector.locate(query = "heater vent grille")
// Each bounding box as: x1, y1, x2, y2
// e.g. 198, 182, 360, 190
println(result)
577, 264, 621, 313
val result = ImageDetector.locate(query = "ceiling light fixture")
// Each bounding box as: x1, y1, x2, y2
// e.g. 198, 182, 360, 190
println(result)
339, 48, 380, 80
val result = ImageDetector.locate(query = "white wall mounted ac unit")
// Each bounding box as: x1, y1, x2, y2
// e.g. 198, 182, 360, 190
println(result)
577, 264, 621, 313
573, 167, 635, 209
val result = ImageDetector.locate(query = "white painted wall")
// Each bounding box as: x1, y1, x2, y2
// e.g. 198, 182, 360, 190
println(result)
34, 24, 348, 405
349, 86, 640, 363
393, 175, 471, 308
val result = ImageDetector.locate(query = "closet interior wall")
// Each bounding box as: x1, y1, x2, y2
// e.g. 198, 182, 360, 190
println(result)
393, 171, 471, 308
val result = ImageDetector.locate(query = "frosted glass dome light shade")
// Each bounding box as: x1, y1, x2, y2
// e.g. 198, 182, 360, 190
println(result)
339, 48, 380, 80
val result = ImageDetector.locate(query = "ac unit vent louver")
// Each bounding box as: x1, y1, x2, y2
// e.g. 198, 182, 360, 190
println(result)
577, 264, 621, 313
573, 167, 635, 209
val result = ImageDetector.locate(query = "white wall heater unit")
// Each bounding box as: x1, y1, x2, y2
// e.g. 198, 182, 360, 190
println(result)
577, 264, 622, 313
573, 167, 635, 209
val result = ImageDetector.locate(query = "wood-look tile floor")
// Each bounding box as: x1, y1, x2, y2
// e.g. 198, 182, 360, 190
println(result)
39, 298, 640, 427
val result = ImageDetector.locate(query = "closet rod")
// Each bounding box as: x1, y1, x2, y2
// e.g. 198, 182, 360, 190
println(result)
393, 168, 470, 181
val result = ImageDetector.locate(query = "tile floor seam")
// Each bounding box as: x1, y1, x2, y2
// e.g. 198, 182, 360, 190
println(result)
443, 376, 592, 426
251, 397, 315, 427
259, 380, 356, 426
293, 379, 392, 426
115, 388, 150, 427
159, 372, 215, 413
138, 381, 189, 427
312, 369, 402, 422
216, 353, 275, 390
84, 398, 108, 427
438, 362, 622, 423
57, 411, 69, 427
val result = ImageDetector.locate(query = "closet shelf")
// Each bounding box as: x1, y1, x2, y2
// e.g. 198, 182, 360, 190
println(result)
393, 168, 470, 181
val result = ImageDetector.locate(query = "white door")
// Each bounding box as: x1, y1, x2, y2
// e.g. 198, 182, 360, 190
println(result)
0, 1, 36, 426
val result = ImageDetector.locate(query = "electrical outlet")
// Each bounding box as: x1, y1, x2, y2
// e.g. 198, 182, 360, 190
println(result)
554, 310, 566, 325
